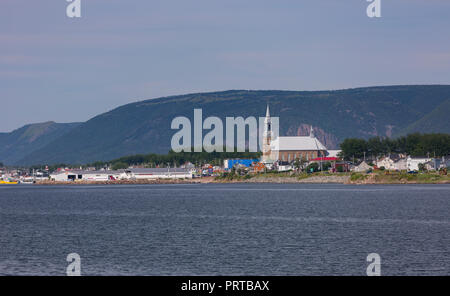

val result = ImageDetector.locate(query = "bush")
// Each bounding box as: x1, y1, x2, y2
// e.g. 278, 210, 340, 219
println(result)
306, 163, 319, 173
322, 162, 332, 171
418, 163, 427, 172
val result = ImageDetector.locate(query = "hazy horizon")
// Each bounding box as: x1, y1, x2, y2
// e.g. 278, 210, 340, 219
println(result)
2, 0, 450, 132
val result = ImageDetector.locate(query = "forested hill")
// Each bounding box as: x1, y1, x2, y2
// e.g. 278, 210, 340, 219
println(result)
7, 85, 450, 165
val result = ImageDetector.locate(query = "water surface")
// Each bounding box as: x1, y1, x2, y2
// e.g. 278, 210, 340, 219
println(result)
0, 184, 449, 275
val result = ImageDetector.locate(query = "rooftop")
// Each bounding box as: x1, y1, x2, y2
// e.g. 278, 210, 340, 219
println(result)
271, 136, 327, 151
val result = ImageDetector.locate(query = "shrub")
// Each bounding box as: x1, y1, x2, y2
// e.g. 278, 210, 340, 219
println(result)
306, 163, 319, 173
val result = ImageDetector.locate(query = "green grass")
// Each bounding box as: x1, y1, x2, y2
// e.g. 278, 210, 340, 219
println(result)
350, 173, 367, 181
369, 172, 449, 183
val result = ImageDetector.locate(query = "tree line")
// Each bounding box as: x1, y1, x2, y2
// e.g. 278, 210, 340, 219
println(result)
87, 148, 261, 170
28, 149, 260, 171
96, 149, 261, 170
339, 133, 450, 160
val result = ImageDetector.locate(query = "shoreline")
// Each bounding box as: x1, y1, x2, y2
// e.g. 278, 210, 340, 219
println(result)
30, 173, 450, 185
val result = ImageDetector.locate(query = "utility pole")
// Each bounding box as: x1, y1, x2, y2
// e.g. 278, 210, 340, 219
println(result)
319, 151, 323, 172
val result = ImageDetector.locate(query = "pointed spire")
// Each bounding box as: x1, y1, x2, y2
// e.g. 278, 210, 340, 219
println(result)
266, 104, 270, 118
310, 125, 314, 138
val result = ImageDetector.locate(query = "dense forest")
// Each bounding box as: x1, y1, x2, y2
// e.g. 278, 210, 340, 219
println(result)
339, 133, 450, 160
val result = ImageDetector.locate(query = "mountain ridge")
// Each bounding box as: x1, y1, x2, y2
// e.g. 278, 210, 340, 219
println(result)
2, 85, 449, 165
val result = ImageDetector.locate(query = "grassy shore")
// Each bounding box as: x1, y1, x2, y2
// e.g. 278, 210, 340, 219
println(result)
348, 171, 450, 184
215, 171, 450, 184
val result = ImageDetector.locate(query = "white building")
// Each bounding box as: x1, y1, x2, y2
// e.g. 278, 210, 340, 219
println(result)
376, 156, 408, 171
263, 106, 328, 163
123, 168, 193, 180
262, 105, 328, 164
50, 168, 193, 181
392, 158, 407, 171
50, 170, 122, 182
376, 157, 395, 170
407, 156, 433, 171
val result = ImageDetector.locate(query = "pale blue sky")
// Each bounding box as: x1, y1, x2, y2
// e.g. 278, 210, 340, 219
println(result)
1, 0, 449, 132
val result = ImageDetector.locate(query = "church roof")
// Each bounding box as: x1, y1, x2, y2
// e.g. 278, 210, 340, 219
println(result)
271, 136, 327, 151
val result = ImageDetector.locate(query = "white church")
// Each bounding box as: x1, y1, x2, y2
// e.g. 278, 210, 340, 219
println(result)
262, 105, 328, 163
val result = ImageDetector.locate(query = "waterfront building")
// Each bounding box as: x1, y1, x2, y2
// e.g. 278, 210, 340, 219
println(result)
376, 155, 407, 171
376, 156, 395, 170
124, 168, 193, 179
407, 156, 433, 171
50, 170, 123, 182
50, 168, 192, 181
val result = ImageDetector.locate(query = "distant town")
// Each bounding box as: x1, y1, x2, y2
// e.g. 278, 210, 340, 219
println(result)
1, 106, 449, 185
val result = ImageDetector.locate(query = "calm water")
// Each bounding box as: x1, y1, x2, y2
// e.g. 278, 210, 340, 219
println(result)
0, 183, 449, 276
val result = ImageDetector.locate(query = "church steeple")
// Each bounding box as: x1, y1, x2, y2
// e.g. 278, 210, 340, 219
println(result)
310, 125, 314, 138
262, 104, 272, 163
264, 104, 271, 134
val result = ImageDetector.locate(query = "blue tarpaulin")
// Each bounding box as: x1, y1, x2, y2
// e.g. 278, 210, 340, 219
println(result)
226, 159, 259, 169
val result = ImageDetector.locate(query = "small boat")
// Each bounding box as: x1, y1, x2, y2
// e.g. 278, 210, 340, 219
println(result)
0, 180, 19, 185
19, 180, 35, 185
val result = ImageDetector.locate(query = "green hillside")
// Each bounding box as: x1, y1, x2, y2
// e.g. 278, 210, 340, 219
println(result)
396, 98, 450, 136
11, 85, 450, 165
0, 122, 80, 165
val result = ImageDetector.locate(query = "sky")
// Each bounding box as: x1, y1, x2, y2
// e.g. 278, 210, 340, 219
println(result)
1, 0, 449, 132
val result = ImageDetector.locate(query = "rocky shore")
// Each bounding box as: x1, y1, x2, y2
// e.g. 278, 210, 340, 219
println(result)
35, 178, 213, 185
36, 175, 348, 185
